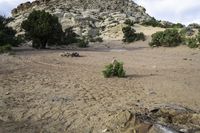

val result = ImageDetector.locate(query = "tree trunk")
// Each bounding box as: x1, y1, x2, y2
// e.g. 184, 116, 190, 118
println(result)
40, 39, 47, 49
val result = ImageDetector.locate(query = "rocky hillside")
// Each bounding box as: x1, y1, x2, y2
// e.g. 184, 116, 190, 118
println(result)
8, 0, 152, 38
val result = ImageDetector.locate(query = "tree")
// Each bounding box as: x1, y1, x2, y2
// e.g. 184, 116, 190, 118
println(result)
122, 26, 145, 43
21, 10, 63, 49
0, 15, 17, 47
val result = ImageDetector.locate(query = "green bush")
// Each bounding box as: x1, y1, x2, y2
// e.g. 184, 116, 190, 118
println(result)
102, 60, 126, 78
62, 27, 79, 45
124, 19, 134, 26
142, 18, 163, 28
171, 23, 184, 29
142, 18, 184, 29
188, 23, 200, 29
180, 27, 194, 37
0, 44, 12, 54
197, 33, 200, 43
149, 29, 182, 47
77, 37, 89, 48
186, 38, 199, 48
89, 37, 103, 43
122, 26, 145, 43
21, 10, 63, 49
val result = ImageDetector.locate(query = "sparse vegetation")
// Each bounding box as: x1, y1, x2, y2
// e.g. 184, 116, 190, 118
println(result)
124, 19, 134, 26
142, 18, 163, 28
63, 27, 79, 45
186, 38, 199, 48
122, 26, 145, 43
142, 18, 184, 29
188, 23, 200, 29
0, 44, 12, 54
171, 23, 184, 29
149, 29, 182, 47
21, 10, 63, 49
103, 60, 126, 78
89, 37, 103, 43
77, 37, 89, 48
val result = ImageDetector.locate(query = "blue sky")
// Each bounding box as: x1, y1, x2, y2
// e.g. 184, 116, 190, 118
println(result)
0, 0, 200, 25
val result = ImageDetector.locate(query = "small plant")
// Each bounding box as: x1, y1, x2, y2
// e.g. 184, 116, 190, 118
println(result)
62, 27, 79, 45
122, 26, 145, 43
77, 37, 89, 48
124, 19, 134, 26
102, 60, 126, 78
0, 44, 12, 54
89, 37, 103, 43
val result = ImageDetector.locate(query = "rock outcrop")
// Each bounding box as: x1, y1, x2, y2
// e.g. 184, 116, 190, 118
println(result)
8, 0, 152, 39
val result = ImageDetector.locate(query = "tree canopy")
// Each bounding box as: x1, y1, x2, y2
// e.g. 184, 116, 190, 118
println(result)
0, 15, 17, 47
21, 10, 63, 49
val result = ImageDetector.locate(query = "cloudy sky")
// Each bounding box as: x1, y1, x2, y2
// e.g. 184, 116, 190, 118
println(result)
0, 0, 200, 25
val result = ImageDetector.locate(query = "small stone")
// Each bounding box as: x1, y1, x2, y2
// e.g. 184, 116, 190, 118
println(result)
6, 92, 10, 95
102, 128, 109, 132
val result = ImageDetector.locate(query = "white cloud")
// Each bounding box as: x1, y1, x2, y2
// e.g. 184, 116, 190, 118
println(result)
135, 0, 200, 24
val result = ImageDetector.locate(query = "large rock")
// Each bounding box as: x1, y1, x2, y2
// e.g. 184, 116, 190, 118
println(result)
8, 0, 152, 39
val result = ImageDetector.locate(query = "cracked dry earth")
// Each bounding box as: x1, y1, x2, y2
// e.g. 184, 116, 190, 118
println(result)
0, 42, 200, 133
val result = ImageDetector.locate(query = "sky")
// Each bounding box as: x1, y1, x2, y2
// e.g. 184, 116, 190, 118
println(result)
0, 0, 200, 25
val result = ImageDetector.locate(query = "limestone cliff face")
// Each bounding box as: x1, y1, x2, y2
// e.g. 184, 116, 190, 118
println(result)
8, 0, 152, 38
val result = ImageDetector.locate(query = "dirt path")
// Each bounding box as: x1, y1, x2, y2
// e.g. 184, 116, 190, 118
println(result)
0, 41, 200, 133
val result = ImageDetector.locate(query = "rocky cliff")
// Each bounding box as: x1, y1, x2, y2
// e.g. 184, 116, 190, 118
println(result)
8, 0, 152, 38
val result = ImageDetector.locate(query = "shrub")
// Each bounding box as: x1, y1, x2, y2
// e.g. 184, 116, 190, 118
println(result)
62, 27, 79, 45
186, 38, 199, 48
180, 27, 195, 37
149, 29, 182, 47
122, 26, 145, 43
102, 60, 126, 78
124, 19, 134, 26
77, 37, 89, 48
0, 44, 12, 54
136, 32, 145, 41
21, 10, 63, 49
188, 23, 200, 29
142, 18, 163, 28
89, 37, 103, 42
171, 23, 184, 29
197, 32, 200, 43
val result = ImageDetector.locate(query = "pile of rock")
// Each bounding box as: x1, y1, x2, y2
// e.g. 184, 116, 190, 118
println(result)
60, 52, 80, 57
104, 105, 200, 133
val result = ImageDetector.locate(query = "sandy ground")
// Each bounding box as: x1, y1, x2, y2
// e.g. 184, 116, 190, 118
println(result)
0, 40, 200, 133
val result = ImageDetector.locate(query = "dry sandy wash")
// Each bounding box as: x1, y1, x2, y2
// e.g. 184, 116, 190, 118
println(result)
0, 40, 200, 133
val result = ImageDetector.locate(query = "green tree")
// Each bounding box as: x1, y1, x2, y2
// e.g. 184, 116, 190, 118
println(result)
122, 26, 145, 43
21, 10, 63, 49
0, 15, 17, 47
